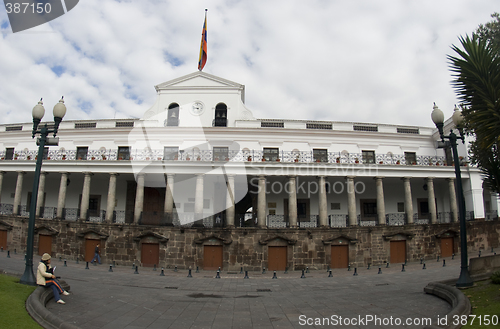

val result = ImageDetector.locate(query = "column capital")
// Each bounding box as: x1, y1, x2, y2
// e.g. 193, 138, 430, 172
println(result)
259, 174, 266, 180
446, 177, 455, 182
83, 172, 94, 177
0, 171, 6, 175
16, 171, 25, 175
136, 172, 145, 178
425, 177, 435, 182
60, 172, 70, 176
345, 175, 356, 180
401, 176, 412, 181
374, 176, 385, 180
109, 172, 119, 177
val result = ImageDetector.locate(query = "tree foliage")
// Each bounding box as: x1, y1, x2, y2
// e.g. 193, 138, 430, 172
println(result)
448, 14, 500, 193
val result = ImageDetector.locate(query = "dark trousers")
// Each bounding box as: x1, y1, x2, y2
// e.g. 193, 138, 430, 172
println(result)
44, 279, 64, 301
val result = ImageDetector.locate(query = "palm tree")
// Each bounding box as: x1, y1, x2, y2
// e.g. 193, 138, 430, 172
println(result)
448, 34, 500, 193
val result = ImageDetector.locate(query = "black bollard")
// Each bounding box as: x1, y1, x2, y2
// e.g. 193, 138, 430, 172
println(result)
452, 253, 455, 260
348, 264, 351, 271
64, 260, 67, 267
492, 247, 494, 253
301, 269, 305, 278
196, 266, 199, 273
420, 257, 423, 264
479, 250, 481, 257
353, 268, 358, 276
109, 265, 113, 272
328, 270, 333, 277
59, 256, 62, 262
215, 270, 220, 279
423, 262, 426, 270
306, 267, 309, 273
262, 267, 266, 274
7, 250, 10, 258
244, 270, 249, 279
272, 271, 277, 279
160, 268, 165, 276
134, 266, 139, 274
153, 264, 157, 271
443, 259, 446, 267
240, 267, 243, 274
327, 265, 330, 272
174, 265, 178, 272
386, 262, 390, 268
188, 269, 192, 278
367, 263, 371, 270
284, 266, 288, 274
85, 262, 89, 269
401, 264, 405, 272
437, 256, 440, 262
378, 267, 382, 274
14, 249, 16, 254
132, 262, 135, 269
76, 258, 79, 264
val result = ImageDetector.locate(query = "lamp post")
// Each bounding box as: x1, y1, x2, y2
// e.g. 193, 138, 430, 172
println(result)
431, 103, 473, 288
19, 98, 66, 286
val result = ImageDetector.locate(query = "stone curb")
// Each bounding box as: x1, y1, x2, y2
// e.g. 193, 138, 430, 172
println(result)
25, 280, 80, 329
423, 282, 471, 329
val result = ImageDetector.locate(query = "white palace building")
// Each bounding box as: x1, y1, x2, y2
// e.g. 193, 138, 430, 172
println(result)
0, 71, 499, 271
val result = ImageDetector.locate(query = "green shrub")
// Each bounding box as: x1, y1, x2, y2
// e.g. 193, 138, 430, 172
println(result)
491, 271, 500, 284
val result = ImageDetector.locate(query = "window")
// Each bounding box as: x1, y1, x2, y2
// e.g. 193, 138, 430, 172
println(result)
163, 147, 179, 160
213, 147, 229, 161
331, 203, 341, 210
405, 152, 417, 165
417, 199, 429, 219
263, 148, 279, 161
306, 122, 332, 130
360, 199, 377, 220
354, 125, 378, 132
213, 103, 227, 127
88, 195, 101, 217
362, 150, 375, 164
166, 103, 179, 127
76, 147, 88, 160
117, 147, 130, 160
397, 202, 405, 212
5, 148, 14, 160
313, 149, 328, 163
261, 121, 284, 128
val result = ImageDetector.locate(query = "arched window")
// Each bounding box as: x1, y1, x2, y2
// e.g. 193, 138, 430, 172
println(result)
214, 103, 227, 127
166, 103, 179, 126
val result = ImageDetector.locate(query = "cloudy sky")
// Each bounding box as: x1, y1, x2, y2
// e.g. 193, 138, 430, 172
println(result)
0, 0, 498, 127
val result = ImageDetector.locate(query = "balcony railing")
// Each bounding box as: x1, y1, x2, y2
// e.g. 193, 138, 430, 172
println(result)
0, 149, 462, 167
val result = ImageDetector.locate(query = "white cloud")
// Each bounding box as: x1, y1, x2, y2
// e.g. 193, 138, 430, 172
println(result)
0, 0, 498, 126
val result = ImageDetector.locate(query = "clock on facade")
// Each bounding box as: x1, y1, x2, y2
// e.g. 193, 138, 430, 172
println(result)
191, 101, 205, 115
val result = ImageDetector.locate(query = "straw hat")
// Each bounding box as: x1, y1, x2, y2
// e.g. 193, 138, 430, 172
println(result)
41, 253, 51, 261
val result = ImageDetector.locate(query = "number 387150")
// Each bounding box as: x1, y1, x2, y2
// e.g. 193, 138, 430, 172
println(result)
5, 2, 52, 14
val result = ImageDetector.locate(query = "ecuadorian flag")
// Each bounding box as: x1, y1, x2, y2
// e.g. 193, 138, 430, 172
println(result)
198, 10, 208, 71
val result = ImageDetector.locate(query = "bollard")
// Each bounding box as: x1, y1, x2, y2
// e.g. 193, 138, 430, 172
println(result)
378, 267, 382, 274
59, 256, 62, 262
153, 264, 157, 271
272, 271, 277, 279
160, 268, 165, 276
215, 270, 220, 279
401, 264, 405, 272
196, 266, 199, 273
7, 250, 10, 258
113, 261, 116, 267
188, 269, 192, 278
109, 265, 113, 272
24, 253, 27, 261
64, 260, 67, 267
452, 253, 455, 260
479, 250, 481, 257
443, 259, 446, 267
328, 270, 332, 277
420, 257, 423, 264
132, 262, 135, 269
244, 270, 249, 279
492, 247, 494, 253
301, 269, 305, 279
174, 265, 178, 272
367, 263, 371, 270
437, 256, 440, 262
134, 266, 139, 274
423, 262, 426, 270
405, 259, 407, 265
348, 264, 351, 271
76, 258, 79, 264
284, 266, 288, 274
262, 267, 266, 274
353, 268, 358, 276
386, 262, 390, 268
306, 267, 309, 273
14, 249, 16, 254
327, 265, 330, 272
85, 262, 89, 270
240, 267, 243, 274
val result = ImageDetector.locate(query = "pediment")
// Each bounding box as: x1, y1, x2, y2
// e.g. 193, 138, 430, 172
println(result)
322, 235, 358, 245
34, 225, 59, 236
194, 234, 232, 245
76, 229, 109, 240
133, 231, 169, 243
155, 71, 243, 91
259, 234, 297, 246
435, 229, 459, 238
383, 232, 414, 241
0, 220, 13, 230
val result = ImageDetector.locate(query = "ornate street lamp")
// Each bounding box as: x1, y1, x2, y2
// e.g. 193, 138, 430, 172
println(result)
20, 98, 66, 286
431, 103, 473, 288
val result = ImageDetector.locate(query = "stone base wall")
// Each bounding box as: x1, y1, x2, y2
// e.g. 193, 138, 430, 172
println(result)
1, 216, 499, 271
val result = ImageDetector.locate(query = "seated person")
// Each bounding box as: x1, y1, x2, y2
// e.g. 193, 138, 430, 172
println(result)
37, 253, 70, 304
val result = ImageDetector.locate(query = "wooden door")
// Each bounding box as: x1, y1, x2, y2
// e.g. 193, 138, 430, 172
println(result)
85, 239, 100, 262
143, 187, 163, 225
390, 241, 406, 264
0, 230, 7, 250
141, 243, 159, 267
268, 246, 287, 271
331, 245, 349, 268
441, 237, 454, 258
204, 245, 223, 270
38, 235, 52, 256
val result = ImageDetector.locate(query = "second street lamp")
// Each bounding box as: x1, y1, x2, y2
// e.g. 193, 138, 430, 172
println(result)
431, 103, 473, 288
19, 97, 67, 286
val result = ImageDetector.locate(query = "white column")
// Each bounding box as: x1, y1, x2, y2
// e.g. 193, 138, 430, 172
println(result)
447, 178, 458, 223
226, 174, 235, 227
257, 175, 267, 228
347, 176, 357, 226
403, 177, 413, 224
375, 177, 386, 225
288, 176, 297, 228
164, 174, 175, 214
0, 171, 5, 204
80, 172, 92, 220
105, 173, 118, 223
134, 173, 145, 223
194, 174, 204, 219
56, 172, 69, 219
35, 172, 47, 217
318, 176, 328, 227
13, 171, 24, 215
427, 177, 437, 224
